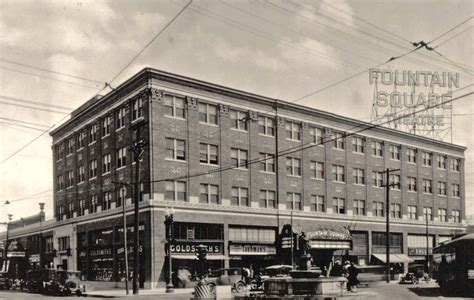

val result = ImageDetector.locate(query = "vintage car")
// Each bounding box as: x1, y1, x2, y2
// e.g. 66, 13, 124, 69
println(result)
26, 269, 83, 296
207, 268, 243, 286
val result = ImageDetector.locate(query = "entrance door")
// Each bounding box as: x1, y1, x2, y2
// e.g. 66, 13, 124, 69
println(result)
62, 259, 68, 271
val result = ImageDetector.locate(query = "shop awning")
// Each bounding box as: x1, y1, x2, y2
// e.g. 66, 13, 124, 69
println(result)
172, 254, 227, 260
372, 254, 413, 263
310, 240, 351, 249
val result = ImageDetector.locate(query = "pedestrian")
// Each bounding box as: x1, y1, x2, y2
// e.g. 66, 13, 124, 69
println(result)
242, 267, 251, 285
347, 263, 360, 293
330, 260, 343, 277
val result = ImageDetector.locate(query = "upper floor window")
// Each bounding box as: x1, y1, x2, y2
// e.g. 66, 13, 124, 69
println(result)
285, 121, 301, 141
103, 192, 112, 210
438, 208, 447, 222
260, 190, 276, 208
390, 144, 400, 160
286, 157, 301, 176
58, 236, 70, 251
422, 152, 432, 166
310, 161, 324, 180
199, 143, 218, 165
166, 138, 186, 161
310, 195, 325, 212
67, 202, 74, 218
390, 174, 401, 190
452, 210, 461, 223
89, 124, 98, 144
390, 203, 401, 218
286, 192, 302, 210
90, 195, 98, 213
407, 205, 417, 220
231, 148, 248, 169
89, 160, 97, 179
423, 207, 433, 221
353, 168, 365, 185
260, 153, 275, 173
117, 147, 127, 168
372, 141, 383, 157
57, 175, 64, 191
56, 144, 64, 161
78, 199, 86, 216
258, 116, 275, 137
66, 170, 74, 188
333, 197, 345, 214
423, 179, 432, 194
230, 109, 248, 131
332, 165, 345, 182
437, 155, 447, 169
452, 183, 460, 197
353, 199, 366, 216
438, 181, 447, 196
200, 184, 219, 204
231, 187, 249, 207
102, 116, 112, 137
451, 158, 460, 172
77, 131, 86, 150
66, 138, 74, 155
117, 186, 126, 207
352, 137, 365, 154
102, 154, 111, 174
309, 127, 324, 145
164, 96, 185, 119
333, 132, 345, 150
78, 165, 85, 184
132, 97, 143, 121
407, 148, 417, 163
372, 171, 383, 188
116, 107, 126, 129
199, 103, 218, 125
165, 181, 187, 201
373, 201, 384, 217
407, 176, 417, 192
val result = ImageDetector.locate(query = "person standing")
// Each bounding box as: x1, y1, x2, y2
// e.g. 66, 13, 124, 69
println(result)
347, 263, 360, 293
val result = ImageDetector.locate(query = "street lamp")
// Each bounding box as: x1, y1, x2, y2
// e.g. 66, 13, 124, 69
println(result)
164, 207, 175, 293
39, 203, 45, 269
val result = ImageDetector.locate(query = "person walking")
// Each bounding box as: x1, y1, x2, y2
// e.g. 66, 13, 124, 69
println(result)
347, 263, 360, 293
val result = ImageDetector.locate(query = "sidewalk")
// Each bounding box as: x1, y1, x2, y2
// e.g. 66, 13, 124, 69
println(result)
85, 287, 195, 298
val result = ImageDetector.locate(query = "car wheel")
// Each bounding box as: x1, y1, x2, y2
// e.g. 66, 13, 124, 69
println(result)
207, 282, 216, 294
235, 282, 246, 293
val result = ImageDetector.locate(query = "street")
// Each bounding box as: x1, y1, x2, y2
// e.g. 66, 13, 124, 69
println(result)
0, 282, 472, 300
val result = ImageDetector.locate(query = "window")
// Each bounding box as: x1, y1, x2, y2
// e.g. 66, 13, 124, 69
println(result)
260, 153, 275, 173
200, 184, 219, 204
332, 165, 345, 182
423, 207, 432, 221
438, 181, 446, 196
102, 116, 111, 137
78, 199, 86, 216
199, 143, 218, 165
286, 193, 302, 210
117, 147, 127, 168
372, 171, 383, 187
390, 203, 401, 218
66, 138, 74, 155
102, 154, 111, 174
57, 175, 64, 190
407, 177, 417, 192
372, 141, 383, 157
285, 121, 301, 141
132, 97, 143, 121
77, 131, 86, 150
390, 144, 400, 160
452, 210, 460, 223
352, 137, 365, 153
407, 148, 417, 163
353, 199, 366, 216
78, 165, 85, 183
57, 205, 64, 220
166, 138, 186, 161
353, 168, 365, 185
333, 132, 345, 150
117, 186, 126, 207
89, 124, 98, 144
309, 127, 324, 145
423, 179, 432, 194
231, 187, 249, 206
89, 160, 97, 178
422, 152, 432, 166
116, 107, 126, 129
103, 191, 112, 210
390, 174, 401, 190
373, 202, 384, 217
259, 190, 276, 208
286, 157, 301, 176
230, 109, 248, 131
258, 116, 275, 137
451, 158, 460, 172
310, 195, 325, 212
199, 103, 218, 125
56, 144, 64, 160
333, 197, 345, 214
231, 148, 248, 169
310, 161, 324, 179
66, 202, 74, 218
229, 227, 275, 243
452, 183, 460, 197
407, 205, 417, 220
58, 236, 70, 252
67, 170, 74, 188
438, 208, 447, 222
164, 96, 185, 119
90, 195, 98, 213
164, 181, 186, 201
437, 155, 446, 169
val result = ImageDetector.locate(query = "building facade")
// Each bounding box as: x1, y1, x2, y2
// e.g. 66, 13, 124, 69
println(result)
47, 68, 466, 288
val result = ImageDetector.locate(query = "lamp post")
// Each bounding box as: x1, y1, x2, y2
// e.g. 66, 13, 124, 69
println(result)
164, 207, 175, 293
4, 214, 13, 269
425, 209, 430, 273
39, 203, 44, 269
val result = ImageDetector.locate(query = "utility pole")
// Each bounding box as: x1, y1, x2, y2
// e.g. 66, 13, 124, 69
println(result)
290, 211, 294, 268
382, 168, 400, 283
425, 209, 430, 274
129, 117, 146, 295
113, 181, 130, 295
39, 203, 44, 269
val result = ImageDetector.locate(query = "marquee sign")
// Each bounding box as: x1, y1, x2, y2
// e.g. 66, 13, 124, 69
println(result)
306, 228, 351, 241
229, 244, 276, 256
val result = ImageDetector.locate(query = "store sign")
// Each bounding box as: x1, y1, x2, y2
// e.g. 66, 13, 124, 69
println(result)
170, 242, 222, 254
28, 254, 40, 263
7, 251, 26, 258
229, 245, 276, 256
90, 247, 113, 257
408, 248, 432, 256
306, 228, 351, 241
116, 244, 144, 255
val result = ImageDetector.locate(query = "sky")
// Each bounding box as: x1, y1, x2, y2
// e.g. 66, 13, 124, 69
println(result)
0, 0, 473, 224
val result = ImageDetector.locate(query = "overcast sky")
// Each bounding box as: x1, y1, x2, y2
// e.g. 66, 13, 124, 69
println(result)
0, 0, 473, 224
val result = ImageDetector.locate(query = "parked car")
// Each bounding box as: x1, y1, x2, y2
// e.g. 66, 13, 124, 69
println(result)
207, 268, 243, 286
27, 269, 83, 296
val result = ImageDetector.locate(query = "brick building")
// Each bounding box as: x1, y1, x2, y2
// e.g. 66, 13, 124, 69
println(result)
48, 68, 466, 288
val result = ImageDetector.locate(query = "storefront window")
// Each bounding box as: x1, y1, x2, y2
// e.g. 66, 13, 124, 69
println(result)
372, 232, 403, 254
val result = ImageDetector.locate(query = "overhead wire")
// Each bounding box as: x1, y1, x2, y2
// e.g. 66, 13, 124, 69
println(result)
0, 101, 69, 114
0, 116, 50, 128
0, 121, 48, 132
434, 25, 473, 49
429, 16, 473, 44
0, 95, 74, 111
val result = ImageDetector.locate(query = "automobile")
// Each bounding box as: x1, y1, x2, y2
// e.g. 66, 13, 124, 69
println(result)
206, 268, 243, 286
27, 269, 83, 296
232, 265, 293, 293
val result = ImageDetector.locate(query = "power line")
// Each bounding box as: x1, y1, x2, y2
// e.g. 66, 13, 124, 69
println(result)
0, 58, 104, 84
434, 25, 473, 49
431, 49, 474, 75
0, 95, 74, 111
0, 101, 69, 114
0, 116, 50, 128
0, 121, 47, 132
429, 16, 473, 44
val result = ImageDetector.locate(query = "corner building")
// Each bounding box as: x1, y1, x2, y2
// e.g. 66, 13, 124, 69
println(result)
50, 68, 466, 288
